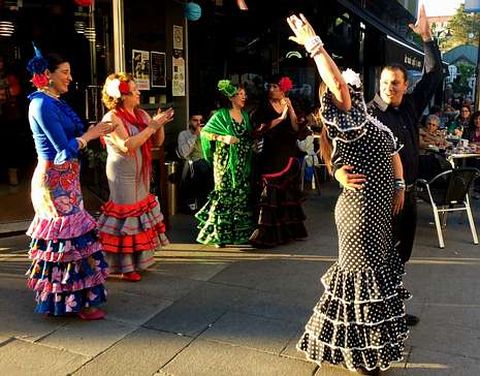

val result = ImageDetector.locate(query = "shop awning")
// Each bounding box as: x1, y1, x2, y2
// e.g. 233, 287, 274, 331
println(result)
336, 0, 425, 68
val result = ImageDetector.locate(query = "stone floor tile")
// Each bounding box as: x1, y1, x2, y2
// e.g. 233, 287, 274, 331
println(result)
0, 339, 88, 376
163, 338, 317, 376
74, 327, 191, 376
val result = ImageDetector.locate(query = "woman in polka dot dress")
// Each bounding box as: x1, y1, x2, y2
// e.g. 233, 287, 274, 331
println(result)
287, 14, 409, 375
196, 80, 254, 247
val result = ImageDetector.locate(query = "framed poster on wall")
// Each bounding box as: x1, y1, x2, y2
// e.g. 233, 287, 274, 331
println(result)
151, 51, 167, 88
132, 49, 150, 90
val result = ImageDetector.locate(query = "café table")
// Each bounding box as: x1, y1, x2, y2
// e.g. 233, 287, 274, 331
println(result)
446, 150, 480, 168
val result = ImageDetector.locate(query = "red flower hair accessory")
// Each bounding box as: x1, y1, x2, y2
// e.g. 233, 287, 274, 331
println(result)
31, 73, 49, 88
278, 76, 293, 93
105, 78, 131, 98
75, 0, 94, 6
119, 81, 130, 95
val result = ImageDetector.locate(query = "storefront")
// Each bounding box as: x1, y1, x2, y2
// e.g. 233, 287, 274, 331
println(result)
0, 0, 187, 222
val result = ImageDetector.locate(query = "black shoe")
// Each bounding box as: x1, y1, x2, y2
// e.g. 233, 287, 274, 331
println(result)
214, 243, 226, 248
406, 314, 420, 326
357, 366, 380, 375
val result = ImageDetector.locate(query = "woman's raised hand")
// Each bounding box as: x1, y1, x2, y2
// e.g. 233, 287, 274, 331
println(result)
286, 13, 317, 47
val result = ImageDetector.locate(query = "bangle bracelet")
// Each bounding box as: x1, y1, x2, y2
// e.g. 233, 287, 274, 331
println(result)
76, 137, 87, 149
304, 35, 324, 54
309, 44, 323, 58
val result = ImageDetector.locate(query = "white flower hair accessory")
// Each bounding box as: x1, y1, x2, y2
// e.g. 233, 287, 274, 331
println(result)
341, 68, 362, 89
105, 78, 121, 99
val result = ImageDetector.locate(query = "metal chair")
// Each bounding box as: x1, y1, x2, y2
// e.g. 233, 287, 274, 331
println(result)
416, 167, 480, 248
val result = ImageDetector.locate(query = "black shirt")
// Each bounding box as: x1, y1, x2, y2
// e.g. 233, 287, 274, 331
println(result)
368, 41, 443, 185
253, 101, 298, 174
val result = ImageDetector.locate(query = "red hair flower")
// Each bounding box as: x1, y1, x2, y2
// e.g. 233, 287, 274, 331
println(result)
278, 76, 293, 93
118, 81, 130, 95
74, 0, 94, 6
31, 73, 49, 88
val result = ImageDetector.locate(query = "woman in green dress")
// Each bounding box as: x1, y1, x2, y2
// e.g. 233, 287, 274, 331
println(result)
196, 80, 254, 247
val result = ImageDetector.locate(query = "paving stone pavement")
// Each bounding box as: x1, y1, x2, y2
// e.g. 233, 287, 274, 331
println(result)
1, 182, 480, 375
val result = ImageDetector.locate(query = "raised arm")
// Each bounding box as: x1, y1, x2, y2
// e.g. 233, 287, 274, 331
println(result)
409, 5, 443, 116
287, 13, 351, 112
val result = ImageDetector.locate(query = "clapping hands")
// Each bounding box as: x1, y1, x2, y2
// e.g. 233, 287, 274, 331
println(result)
84, 121, 116, 141
150, 107, 175, 131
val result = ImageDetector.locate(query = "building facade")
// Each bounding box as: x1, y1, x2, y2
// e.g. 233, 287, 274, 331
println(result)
2, 0, 444, 223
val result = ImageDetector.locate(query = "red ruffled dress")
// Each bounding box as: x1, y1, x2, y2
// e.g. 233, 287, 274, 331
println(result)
97, 109, 169, 273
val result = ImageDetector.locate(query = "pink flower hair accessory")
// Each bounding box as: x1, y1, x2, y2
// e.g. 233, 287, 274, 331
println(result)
278, 76, 293, 93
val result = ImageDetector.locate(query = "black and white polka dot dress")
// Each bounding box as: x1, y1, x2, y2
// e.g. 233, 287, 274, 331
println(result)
297, 86, 410, 372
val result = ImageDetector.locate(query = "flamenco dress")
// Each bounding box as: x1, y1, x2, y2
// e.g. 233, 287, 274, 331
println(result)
97, 109, 169, 273
26, 91, 108, 315
196, 108, 254, 246
249, 101, 307, 247
297, 85, 410, 371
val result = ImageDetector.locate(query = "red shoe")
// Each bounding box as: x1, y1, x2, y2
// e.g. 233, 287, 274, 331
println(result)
78, 308, 105, 320
122, 271, 142, 282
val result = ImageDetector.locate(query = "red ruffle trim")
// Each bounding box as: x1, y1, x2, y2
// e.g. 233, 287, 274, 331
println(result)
101, 194, 160, 218
100, 222, 167, 253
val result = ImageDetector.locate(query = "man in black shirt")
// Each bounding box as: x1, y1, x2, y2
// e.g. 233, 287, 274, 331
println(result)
334, 5, 443, 325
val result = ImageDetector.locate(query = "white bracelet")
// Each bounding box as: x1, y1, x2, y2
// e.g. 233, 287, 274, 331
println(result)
304, 36, 324, 54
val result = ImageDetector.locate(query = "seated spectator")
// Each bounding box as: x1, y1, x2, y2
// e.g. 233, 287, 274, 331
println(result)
177, 112, 213, 212
420, 104, 442, 128
467, 111, 480, 144
447, 105, 471, 137
419, 114, 447, 153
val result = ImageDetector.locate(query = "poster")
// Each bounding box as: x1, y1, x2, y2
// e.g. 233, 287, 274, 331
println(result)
151, 51, 166, 88
173, 25, 183, 50
172, 51, 185, 97
132, 49, 150, 90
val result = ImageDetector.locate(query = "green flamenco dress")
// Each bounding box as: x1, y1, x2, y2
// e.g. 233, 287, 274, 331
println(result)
196, 108, 254, 245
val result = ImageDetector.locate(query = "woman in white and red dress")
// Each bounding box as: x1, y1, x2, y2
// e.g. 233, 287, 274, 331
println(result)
98, 73, 174, 282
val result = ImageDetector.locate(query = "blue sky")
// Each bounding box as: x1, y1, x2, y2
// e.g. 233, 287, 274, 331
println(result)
422, 0, 464, 16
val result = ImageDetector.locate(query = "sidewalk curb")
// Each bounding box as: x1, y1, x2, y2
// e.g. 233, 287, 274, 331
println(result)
0, 220, 30, 238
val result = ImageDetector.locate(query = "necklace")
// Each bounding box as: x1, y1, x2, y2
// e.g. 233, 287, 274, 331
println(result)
38, 88, 60, 100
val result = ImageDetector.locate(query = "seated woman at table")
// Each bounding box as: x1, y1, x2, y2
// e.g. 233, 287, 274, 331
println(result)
465, 111, 480, 193
467, 111, 480, 144
419, 114, 447, 153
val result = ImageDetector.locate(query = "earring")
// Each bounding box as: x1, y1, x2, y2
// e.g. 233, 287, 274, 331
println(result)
48, 79, 54, 88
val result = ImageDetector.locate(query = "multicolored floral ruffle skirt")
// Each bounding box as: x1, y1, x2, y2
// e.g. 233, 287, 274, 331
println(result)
97, 193, 169, 273
26, 160, 108, 316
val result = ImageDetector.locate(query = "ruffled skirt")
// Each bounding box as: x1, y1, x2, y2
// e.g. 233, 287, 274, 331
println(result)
26, 160, 108, 316
297, 252, 410, 372
196, 188, 253, 246
97, 193, 168, 273
250, 157, 308, 247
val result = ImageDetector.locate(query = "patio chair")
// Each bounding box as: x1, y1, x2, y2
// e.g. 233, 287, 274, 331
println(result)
416, 167, 480, 249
